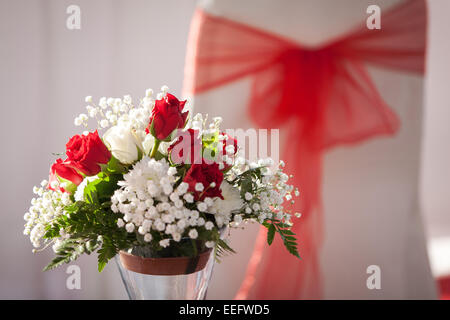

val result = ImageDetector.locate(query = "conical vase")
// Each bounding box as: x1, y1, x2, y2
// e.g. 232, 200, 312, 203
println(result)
115, 248, 216, 300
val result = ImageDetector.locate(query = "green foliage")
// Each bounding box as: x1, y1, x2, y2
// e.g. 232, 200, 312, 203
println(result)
214, 238, 236, 263
263, 220, 300, 259
44, 200, 132, 272
267, 223, 276, 245
202, 130, 220, 162
102, 155, 128, 174
97, 237, 117, 272
43, 238, 99, 271
232, 166, 263, 199
84, 173, 123, 204
151, 149, 166, 161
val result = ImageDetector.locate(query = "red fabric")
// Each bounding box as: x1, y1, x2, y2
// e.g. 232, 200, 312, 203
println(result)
438, 276, 450, 300
183, 0, 427, 299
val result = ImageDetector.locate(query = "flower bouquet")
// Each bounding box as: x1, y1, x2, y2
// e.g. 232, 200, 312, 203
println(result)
24, 87, 300, 299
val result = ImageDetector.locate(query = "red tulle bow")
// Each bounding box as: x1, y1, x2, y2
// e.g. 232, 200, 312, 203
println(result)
183, 0, 427, 299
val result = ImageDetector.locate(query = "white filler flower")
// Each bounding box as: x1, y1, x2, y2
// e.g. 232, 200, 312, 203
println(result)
210, 181, 244, 225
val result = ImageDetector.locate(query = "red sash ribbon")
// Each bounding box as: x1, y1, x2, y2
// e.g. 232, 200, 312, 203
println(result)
183, 0, 427, 299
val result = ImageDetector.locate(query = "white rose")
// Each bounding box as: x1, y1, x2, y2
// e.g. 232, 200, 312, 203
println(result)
103, 125, 143, 164
142, 134, 155, 155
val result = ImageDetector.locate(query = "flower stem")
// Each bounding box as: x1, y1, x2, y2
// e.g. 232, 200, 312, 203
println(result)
191, 239, 198, 257
150, 139, 161, 158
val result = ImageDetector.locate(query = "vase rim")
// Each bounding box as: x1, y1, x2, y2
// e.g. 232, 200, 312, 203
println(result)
119, 249, 213, 276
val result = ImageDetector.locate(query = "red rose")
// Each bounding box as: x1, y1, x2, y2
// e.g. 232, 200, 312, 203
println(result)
65, 130, 111, 176
48, 158, 83, 193
221, 132, 238, 156
146, 93, 189, 141
168, 129, 203, 165
183, 163, 224, 201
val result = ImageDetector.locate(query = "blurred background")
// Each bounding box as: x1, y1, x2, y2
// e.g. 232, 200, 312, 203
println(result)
0, 0, 449, 299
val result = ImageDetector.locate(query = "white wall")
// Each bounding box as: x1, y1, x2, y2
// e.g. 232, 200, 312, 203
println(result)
422, 0, 450, 238
421, 0, 450, 277
0, 0, 197, 299
0, 0, 449, 299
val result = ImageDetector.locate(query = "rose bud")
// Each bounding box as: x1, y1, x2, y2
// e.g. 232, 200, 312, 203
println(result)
183, 162, 224, 201
168, 129, 203, 165
146, 93, 189, 141
103, 125, 143, 164
48, 158, 83, 194
65, 130, 111, 176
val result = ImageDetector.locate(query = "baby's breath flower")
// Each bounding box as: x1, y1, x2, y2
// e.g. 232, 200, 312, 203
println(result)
125, 223, 135, 233
188, 229, 198, 239
144, 233, 153, 242
159, 239, 170, 248
24, 184, 73, 249
205, 221, 214, 230
195, 183, 204, 192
